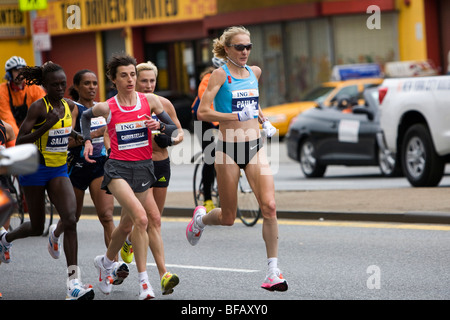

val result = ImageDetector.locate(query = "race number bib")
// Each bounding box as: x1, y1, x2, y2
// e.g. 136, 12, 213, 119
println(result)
151, 114, 160, 135
115, 120, 149, 150
45, 126, 71, 152
231, 89, 259, 118
91, 117, 107, 144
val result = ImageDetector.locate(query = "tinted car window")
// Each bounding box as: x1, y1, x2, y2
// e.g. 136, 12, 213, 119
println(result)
302, 86, 336, 103
335, 85, 358, 100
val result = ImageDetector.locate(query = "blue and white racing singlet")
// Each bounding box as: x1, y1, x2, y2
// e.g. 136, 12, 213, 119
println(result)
214, 64, 259, 118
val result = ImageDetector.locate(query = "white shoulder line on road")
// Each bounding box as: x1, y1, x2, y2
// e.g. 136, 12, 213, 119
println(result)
82, 215, 450, 231
130, 262, 259, 273
157, 217, 450, 231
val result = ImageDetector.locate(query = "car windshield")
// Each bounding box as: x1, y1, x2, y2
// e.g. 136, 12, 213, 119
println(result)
302, 86, 336, 103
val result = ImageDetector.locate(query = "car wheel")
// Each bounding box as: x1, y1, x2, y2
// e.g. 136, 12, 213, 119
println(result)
401, 124, 445, 187
378, 149, 401, 177
299, 138, 326, 178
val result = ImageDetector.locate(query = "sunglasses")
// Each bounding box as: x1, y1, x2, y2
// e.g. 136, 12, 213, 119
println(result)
229, 43, 253, 51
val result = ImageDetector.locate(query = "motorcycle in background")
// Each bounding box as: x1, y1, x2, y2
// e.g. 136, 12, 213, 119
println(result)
0, 144, 38, 227
0, 144, 38, 299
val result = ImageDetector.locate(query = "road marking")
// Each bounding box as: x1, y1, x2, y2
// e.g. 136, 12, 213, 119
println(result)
161, 217, 450, 231
130, 262, 259, 273
79, 215, 450, 231
275, 219, 450, 231
157, 217, 450, 231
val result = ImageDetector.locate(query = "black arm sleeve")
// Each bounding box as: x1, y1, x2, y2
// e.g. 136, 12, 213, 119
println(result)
80, 108, 94, 142
155, 110, 177, 137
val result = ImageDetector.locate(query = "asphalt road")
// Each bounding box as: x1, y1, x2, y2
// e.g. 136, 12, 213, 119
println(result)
1, 216, 450, 304
3, 138, 450, 307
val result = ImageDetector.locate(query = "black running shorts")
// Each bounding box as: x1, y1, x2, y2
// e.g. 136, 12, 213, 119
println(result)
152, 157, 171, 188
101, 158, 156, 194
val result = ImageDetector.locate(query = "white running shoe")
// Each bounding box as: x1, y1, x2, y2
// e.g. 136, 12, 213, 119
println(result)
261, 268, 288, 292
48, 224, 60, 259
0, 227, 11, 264
111, 261, 129, 285
94, 255, 113, 295
139, 280, 155, 300
186, 206, 206, 246
66, 279, 95, 300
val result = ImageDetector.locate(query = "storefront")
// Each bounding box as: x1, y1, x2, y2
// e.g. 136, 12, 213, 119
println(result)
436, 0, 450, 74
0, 0, 447, 112
0, 2, 34, 72
205, 0, 399, 107
34, 0, 217, 103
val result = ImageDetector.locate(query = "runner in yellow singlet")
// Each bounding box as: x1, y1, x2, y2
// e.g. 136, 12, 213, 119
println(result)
0, 62, 94, 300
34, 96, 72, 166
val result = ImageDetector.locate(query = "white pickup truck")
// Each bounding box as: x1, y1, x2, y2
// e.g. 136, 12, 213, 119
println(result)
378, 75, 450, 187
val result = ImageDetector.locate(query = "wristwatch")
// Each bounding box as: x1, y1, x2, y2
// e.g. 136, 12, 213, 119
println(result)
159, 122, 166, 132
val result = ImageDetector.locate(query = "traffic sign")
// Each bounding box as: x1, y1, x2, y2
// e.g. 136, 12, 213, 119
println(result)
32, 17, 51, 51
19, 0, 48, 11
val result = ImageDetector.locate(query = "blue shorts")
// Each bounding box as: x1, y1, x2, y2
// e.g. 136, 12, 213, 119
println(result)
19, 163, 69, 187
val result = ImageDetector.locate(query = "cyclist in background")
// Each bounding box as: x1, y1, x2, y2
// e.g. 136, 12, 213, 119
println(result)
0, 119, 15, 151
191, 57, 226, 213
0, 56, 45, 145
0, 119, 16, 230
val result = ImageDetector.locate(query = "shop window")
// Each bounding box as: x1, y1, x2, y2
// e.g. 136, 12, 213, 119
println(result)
156, 49, 169, 90
333, 13, 398, 67
283, 19, 332, 103
247, 23, 285, 108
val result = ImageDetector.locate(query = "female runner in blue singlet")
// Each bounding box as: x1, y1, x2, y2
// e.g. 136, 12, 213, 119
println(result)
185, 26, 287, 292
66, 70, 116, 252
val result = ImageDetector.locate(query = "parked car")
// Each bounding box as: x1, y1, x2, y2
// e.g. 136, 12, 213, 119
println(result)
378, 75, 450, 187
286, 87, 401, 178
262, 77, 383, 138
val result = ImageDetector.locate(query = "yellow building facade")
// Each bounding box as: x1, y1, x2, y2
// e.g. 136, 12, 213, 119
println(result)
0, 0, 448, 115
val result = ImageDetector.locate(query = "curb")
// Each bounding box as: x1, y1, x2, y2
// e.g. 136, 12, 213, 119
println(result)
273, 210, 450, 224
81, 205, 450, 225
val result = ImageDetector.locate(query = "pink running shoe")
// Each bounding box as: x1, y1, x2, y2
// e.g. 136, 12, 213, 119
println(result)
186, 206, 206, 246
261, 269, 288, 292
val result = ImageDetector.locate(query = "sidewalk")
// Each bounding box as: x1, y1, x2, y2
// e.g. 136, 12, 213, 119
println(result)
82, 187, 450, 224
